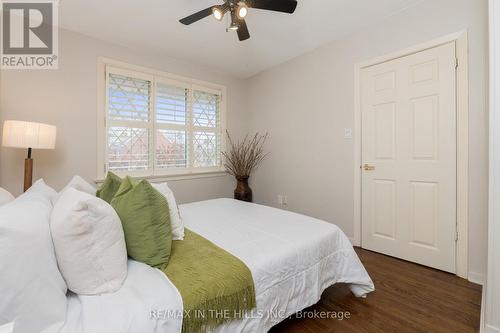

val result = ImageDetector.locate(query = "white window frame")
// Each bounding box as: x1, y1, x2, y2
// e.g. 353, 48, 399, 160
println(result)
96, 57, 227, 181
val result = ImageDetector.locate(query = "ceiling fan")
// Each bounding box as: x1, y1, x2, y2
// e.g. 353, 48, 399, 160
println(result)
179, 0, 298, 41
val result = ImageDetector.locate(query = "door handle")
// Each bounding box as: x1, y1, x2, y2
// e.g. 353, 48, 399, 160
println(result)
363, 164, 375, 171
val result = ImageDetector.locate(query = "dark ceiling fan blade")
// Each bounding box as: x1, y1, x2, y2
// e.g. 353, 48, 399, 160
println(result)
237, 19, 250, 41
179, 7, 215, 25
249, 0, 297, 13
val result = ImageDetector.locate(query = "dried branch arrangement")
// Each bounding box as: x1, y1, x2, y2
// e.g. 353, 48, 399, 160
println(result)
222, 130, 269, 178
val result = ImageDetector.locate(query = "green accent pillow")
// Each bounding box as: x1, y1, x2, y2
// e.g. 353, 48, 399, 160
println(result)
111, 176, 172, 269
96, 172, 122, 203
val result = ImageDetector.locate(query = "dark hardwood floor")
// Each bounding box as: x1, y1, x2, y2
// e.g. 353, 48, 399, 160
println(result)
270, 248, 482, 333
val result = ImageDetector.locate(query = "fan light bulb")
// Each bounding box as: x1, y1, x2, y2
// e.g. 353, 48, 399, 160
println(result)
213, 7, 224, 21
237, 3, 248, 19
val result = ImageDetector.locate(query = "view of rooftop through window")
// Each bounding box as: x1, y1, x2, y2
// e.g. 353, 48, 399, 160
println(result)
105, 69, 223, 175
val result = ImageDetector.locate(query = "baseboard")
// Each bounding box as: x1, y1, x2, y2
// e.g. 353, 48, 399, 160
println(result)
348, 237, 361, 247
486, 325, 500, 333
468, 271, 486, 285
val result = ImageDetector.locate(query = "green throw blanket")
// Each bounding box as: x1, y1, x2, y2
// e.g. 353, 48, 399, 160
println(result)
162, 229, 256, 333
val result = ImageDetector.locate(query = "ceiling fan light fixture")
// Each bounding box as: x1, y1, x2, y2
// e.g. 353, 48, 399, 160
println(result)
228, 7, 239, 30
212, 6, 225, 21
237, 3, 248, 19
179, 0, 298, 41
229, 20, 239, 30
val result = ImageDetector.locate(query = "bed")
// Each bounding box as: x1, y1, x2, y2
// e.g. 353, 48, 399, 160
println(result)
61, 198, 374, 333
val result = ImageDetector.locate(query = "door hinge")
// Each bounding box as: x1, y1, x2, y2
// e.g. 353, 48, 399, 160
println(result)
455, 58, 459, 69
455, 231, 459, 242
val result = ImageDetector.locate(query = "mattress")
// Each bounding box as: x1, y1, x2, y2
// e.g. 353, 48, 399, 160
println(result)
61, 199, 374, 333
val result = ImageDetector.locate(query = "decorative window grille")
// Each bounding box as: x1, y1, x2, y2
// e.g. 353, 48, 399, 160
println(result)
104, 66, 224, 177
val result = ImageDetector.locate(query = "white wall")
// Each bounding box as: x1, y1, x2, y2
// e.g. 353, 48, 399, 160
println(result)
245, 0, 489, 279
0, 0, 489, 280
0, 29, 249, 203
486, 1, 500, 331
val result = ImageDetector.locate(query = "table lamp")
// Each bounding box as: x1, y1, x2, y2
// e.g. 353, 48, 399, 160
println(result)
2, 120, 57, 192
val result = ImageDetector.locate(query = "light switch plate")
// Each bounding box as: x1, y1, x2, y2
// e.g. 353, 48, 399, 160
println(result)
344, 128, 353, 139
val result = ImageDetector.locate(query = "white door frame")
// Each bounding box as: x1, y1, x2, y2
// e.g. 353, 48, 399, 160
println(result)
353, 31, 469, 279
485, 1, 500, 331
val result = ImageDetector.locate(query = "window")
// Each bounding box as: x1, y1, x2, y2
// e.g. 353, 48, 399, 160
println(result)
100, 63, 226, 179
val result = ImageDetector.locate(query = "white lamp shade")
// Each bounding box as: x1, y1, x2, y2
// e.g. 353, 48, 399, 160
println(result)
2, 120, 57, 149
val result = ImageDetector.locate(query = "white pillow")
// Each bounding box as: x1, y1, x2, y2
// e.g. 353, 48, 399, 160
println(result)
53, 175, 96, 204
27, 178, 58, 199
62, 175, 96, 195
51, 188, 127, 295
152, 182, 184, 240
0, 179, 67, 333
0, 188, 14, 206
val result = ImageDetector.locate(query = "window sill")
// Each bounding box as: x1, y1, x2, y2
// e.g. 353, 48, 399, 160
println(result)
95, 170, 229, 185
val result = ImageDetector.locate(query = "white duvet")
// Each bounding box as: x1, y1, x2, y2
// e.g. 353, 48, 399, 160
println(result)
62, 199, 374, 333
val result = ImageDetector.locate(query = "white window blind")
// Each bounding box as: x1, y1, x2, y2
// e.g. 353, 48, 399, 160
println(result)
192, 89, 221, 168
107, 72, 152, 172
104, 66, 224, 177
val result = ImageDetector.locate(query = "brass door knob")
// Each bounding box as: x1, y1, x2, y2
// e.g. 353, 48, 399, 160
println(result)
363, 164, 375, 171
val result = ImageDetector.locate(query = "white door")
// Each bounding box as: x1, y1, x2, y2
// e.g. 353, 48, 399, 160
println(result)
361, 42, 457, 273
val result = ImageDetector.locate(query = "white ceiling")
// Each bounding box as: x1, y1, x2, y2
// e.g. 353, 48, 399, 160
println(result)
60, 0, 423, 78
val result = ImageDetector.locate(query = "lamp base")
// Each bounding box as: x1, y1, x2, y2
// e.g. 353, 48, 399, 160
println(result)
24, 158, 33, 192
